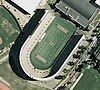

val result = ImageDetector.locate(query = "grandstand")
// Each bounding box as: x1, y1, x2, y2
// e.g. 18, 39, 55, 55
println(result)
20, 12, 77, 81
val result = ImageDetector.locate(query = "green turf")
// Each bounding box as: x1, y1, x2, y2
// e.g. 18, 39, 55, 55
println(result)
74, 68, 100, 90
0, 6, 20, 50
30, 16, 76, 70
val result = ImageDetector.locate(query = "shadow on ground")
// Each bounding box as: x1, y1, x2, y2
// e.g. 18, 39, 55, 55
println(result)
9, 9, 45, 80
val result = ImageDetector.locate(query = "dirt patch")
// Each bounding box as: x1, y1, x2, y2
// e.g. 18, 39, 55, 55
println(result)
0, 82, 10, 90
0, 37, 3, 45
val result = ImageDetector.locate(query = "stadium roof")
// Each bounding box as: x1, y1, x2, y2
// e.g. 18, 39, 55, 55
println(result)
11, 0, 42, 14
95, 0, 100, 6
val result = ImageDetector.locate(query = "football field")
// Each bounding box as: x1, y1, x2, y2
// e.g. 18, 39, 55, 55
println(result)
30, 16, 76, 70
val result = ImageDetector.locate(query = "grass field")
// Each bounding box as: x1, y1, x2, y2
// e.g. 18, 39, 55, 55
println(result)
0, 6, 20, 50
74, 68, 100, 90
30, 16, 76, 70
0, 60, 49, 90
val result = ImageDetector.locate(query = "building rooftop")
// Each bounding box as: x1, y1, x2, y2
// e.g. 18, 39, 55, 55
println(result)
62, 0, 96, 19
11, 0, 42, 14
95, 0, 100, 6
56, 0, 99, 28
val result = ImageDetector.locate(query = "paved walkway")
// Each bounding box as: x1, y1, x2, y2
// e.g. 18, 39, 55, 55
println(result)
2, 0, 32, 29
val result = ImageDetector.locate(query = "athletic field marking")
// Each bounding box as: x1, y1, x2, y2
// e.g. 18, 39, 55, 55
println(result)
39, 33, 46, 42
49, 41, 55, 47
36, 55, 47, 63
0, 37, 3, 45
57, 24, 68, 34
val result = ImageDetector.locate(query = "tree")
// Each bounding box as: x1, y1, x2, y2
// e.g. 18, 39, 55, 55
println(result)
55, 75, 66, 80
67, 81, 72, 85
78, 46, 86, 50
63, 69, 68, 73
68, 61, 75, 66
75, 64, 84, 72
73, 54, 80, 59
77, 50, 84, 54
91, 34, 96, 37
92, 29, 99, 33
57, 85, 66, 90
87, 38, 93, 43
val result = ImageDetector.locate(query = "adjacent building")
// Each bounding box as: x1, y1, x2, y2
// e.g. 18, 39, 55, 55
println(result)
95, 0, 100, 6
56, 0, 99, 28
11, 0, 42, 14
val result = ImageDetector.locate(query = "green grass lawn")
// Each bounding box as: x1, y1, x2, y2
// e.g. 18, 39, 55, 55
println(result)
0, 6, 20, 50
30, 16, 76, 70
74, 68, 100, 90
0, 60, 49, 90
47, 0, 57, 4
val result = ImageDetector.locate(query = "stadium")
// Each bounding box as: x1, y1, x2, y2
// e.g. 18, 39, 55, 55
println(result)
19, 11, 86, 81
